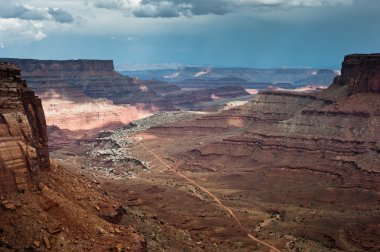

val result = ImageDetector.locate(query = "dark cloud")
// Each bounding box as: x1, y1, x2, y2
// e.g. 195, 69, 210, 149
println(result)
94, 0, 353, 18
48, 8, 74, 23
94, 0, 231, 17
0, 1, 74, 23
93, 1, 121, 10
132, 2, 184, 18
0, 3, 47, 20
136, 0, 231, 17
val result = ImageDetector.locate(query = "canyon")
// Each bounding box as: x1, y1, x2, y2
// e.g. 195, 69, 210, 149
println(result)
1, 59, 252, 132
0, 54, 379, 251
42, 54, 380, 251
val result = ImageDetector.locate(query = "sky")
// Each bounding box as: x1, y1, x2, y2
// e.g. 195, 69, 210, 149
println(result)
0, 0, 379, 69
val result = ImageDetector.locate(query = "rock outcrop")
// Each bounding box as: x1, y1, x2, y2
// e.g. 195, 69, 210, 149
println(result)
333, 53, 380, 94
0, 63, 49, 194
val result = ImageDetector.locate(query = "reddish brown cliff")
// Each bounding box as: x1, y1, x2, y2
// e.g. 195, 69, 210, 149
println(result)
333, 53, 380, 94
0, 63, 50, 194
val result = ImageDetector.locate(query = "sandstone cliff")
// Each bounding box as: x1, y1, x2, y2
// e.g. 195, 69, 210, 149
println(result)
0, 63, 49, 194
331, 53, 380, 95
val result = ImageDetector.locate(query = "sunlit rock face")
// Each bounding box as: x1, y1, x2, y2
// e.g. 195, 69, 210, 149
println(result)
40, 91, 152, 131
0, 63, 49, 194
0, 59, 174, 131
0, 58, 174, 108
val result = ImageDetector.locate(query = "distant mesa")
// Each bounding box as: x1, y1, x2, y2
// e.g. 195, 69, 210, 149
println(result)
317, 69, 336, 75
0, 58, 175, 110
0, 58, 115, 73
294, 69, 337, 86
120, 66, 338, 88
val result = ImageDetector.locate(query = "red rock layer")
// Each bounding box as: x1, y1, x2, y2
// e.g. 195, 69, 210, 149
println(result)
334, 53, 380, 94
0, 63, 49, 194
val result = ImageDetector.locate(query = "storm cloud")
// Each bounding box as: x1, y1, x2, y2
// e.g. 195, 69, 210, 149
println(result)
0, 1, 74, 23
0, 3, 47, 20
48, 8, 74, 23
0, 1, 75, 47
1, 0, 378, 69
94, 0, 353, 18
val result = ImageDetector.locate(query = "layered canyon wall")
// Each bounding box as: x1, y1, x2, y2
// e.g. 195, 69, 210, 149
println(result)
333, 54, 380, 94
0, 63, 49, 194
0, 58, 174, 109
0, 59, 177, 131
135, 54, 380, 251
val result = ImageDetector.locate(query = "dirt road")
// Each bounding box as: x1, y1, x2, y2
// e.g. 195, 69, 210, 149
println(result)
141, 143, 282, 252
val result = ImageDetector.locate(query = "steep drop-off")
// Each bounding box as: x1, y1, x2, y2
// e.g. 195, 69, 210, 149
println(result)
0, 63, 146, 251
0, 63, 49, 194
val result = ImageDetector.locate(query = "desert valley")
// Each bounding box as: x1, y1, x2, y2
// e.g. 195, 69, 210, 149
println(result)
1, 0, 380, 251
0, 53, 379, 252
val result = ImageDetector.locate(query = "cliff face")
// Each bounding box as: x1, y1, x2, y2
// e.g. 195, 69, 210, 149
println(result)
0, 58, 174, 110
0, 59, 115, 74
0, 59, 179, 132
334, 54, 380, 94
0, 63, 49, 194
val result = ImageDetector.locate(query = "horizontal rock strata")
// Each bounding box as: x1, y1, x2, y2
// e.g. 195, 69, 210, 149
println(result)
0, 63, 49, 194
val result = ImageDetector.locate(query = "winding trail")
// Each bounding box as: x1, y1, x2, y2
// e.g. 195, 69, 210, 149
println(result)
140, 143, 282, 252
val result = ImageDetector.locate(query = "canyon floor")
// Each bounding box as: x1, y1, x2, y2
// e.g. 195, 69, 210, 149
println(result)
50, 104, 380, 252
